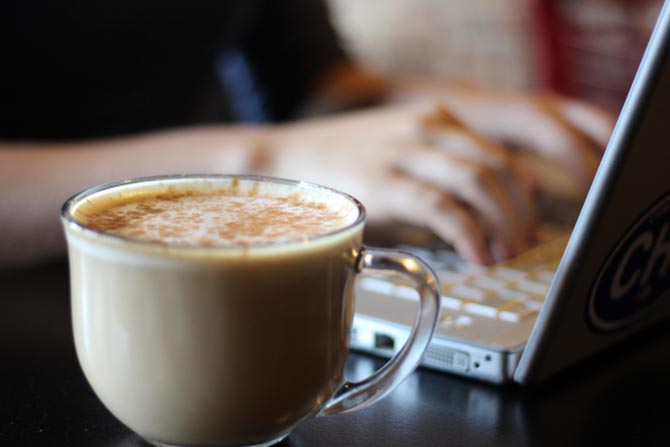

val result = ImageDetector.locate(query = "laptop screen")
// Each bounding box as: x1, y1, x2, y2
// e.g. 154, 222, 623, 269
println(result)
515, 1, 670, 384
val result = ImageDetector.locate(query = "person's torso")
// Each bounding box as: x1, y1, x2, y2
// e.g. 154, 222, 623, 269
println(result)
1, 1, 259, 139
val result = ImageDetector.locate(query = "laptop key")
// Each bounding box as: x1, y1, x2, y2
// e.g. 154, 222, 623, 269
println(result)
470, 275, 507, 290
462, 297, 524, 318
463, 302, 498, 318
499, 307, 538, 323
445, 284, 489, 301
491, 267, 527, 281
496, 288, 530, 301
516, 279, 550, 295
441, 295, 464, 310
455, 316, 474, 328
457, 263, 488, 274
437, 270, 469, 286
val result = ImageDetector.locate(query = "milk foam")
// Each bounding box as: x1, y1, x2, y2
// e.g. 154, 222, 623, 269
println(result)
75, 180, 359, 247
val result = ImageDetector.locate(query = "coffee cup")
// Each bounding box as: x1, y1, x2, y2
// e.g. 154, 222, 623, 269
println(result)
61, 175, 440, 447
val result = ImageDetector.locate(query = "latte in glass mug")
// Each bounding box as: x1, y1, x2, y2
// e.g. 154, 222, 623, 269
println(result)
62, 175, 439, 447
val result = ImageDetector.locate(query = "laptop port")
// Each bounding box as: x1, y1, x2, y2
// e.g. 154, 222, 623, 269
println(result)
374, 333, 395, 351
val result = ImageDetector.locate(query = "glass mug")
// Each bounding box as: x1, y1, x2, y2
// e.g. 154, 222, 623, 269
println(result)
61, 175, 440, 447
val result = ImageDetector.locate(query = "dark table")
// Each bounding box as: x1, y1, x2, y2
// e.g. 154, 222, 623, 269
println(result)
1, 261, 668, 447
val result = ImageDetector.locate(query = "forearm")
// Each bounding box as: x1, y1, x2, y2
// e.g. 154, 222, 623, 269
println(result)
0, 125, 271, 268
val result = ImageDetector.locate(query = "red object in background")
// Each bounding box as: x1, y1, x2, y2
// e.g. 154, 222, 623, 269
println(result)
533, 0, 662, 112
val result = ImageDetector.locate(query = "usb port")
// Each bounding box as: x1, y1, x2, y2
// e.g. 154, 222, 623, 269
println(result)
374, 333, 395, 351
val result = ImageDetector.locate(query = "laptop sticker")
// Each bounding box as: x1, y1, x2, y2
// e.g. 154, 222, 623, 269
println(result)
587, 191, 670, 332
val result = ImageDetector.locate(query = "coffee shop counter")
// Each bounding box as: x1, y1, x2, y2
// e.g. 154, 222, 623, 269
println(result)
1, 261, 668, 447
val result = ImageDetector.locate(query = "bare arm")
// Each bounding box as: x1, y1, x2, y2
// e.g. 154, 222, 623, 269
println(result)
0, 105, 535, 270
0, 126, 269, 268
0, 64, 615, 270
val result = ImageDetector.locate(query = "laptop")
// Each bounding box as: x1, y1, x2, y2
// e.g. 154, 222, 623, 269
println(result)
350, 2, 670, 385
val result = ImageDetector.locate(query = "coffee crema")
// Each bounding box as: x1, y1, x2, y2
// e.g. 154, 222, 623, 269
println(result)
74, 180, 358, 247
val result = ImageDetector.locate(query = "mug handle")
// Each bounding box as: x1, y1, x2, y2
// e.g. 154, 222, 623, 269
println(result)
320, 247, 440, 415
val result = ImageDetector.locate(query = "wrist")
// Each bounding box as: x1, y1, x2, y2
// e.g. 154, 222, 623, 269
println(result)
126, 125, 276, 177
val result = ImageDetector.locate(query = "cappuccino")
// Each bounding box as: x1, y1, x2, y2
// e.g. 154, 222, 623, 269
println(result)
62, 175, 439, 447
73, 177, 359, 247
65, 176, 364, 445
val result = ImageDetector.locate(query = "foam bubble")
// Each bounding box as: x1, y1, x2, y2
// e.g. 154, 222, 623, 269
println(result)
75, 180, 360, 247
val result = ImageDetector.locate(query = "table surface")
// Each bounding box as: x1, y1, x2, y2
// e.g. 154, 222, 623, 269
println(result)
1, 260, 668, 447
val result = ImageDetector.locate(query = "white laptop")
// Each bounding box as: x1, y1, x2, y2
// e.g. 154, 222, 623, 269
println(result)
350, 2, 670, 385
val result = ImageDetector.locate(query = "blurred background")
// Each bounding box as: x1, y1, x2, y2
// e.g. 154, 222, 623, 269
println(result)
327, 0, 664, 112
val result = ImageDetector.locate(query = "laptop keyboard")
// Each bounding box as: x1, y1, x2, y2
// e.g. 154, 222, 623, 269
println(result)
359, 235, 569, 325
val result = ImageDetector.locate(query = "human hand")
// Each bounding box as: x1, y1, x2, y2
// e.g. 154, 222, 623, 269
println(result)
393, 79, 617, 195
265, 102, 538, 264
